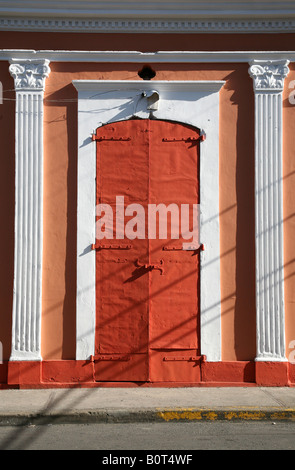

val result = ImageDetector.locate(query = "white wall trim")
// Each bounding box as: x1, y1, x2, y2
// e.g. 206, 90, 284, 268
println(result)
249, 60, 289, 362
1, 0, 294, 17
0, 50, 294, 63
73, 79, 224, 362
1, 17, 295, 33
1, 0, 295, 33
9, 59, 51, 361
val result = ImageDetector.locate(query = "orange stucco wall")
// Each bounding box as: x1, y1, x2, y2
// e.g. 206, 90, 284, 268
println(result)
0, 32, 294, 364
283, 63, 295, 365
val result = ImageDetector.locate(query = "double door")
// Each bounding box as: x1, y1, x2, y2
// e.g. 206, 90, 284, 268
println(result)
93, 119, 201, 383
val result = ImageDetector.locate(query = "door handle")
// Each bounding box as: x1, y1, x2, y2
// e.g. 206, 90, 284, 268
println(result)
135, 259, 164, 275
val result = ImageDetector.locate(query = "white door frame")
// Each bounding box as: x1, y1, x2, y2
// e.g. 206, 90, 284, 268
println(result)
73, 79, 224, 363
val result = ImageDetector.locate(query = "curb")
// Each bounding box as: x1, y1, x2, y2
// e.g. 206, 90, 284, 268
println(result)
1, 408, 295, 426
157, 408, 295, 422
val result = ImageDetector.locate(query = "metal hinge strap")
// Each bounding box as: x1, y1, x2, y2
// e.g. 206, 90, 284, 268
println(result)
162, 135, 205, 143
92, 135, 131, 142
163, 356, 202, 362
94, 355, 130, 362
91, 243, 132, 250
163, 244, 205, 252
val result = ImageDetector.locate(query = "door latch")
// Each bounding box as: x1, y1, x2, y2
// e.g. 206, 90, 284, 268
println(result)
135, 259, 164, 275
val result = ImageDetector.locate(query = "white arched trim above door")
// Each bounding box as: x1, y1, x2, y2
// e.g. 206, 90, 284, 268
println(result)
73, 80, 225, 362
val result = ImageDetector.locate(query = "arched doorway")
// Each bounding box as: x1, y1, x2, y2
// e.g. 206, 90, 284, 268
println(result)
74, 79, 223, 372
93, 119, 201, 382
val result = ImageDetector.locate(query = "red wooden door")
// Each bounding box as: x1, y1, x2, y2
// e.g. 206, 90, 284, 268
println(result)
94, 119, 200, 383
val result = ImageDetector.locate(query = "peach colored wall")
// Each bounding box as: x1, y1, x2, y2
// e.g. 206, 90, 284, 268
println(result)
41, 61, 256, 361
283, 63, 295, 365
0, 31, 294, 362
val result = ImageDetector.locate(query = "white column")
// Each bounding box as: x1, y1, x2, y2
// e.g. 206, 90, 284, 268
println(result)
9, 59, 50, 361
249, 59, 289, 361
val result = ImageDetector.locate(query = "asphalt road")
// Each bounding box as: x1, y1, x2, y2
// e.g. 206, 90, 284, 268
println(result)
0, 421, 295, 451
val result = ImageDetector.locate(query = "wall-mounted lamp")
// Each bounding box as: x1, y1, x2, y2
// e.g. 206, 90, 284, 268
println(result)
142, 90, 160, 111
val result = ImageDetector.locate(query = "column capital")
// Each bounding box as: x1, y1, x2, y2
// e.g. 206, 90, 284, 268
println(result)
248, 59, 289, 92
9, 58, 50, 91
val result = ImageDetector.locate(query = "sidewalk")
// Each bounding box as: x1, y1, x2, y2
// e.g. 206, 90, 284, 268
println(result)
0, 387, 295, 425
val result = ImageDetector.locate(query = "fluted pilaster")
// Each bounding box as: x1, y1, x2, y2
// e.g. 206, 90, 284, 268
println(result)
249, 60, 289, 361
9, 59, 50, 360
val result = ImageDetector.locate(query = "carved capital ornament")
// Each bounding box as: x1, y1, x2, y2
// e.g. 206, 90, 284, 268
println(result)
249, 59, 289, 91
9, 59, 50, 90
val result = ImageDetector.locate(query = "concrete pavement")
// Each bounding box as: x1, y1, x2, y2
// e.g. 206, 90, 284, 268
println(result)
0, 386, 295, 425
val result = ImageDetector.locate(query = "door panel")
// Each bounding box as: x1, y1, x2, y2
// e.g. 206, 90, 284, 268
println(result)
148, 121, 200, 382
95, 120, 149, 381
94, 119, 200, 382
149, 120, 200, 350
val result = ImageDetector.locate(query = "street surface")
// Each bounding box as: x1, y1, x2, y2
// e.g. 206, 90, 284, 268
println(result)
0, 421, 295, 450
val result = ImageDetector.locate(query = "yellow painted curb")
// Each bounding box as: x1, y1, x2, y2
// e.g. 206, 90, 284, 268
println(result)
157, 408, 295, 422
